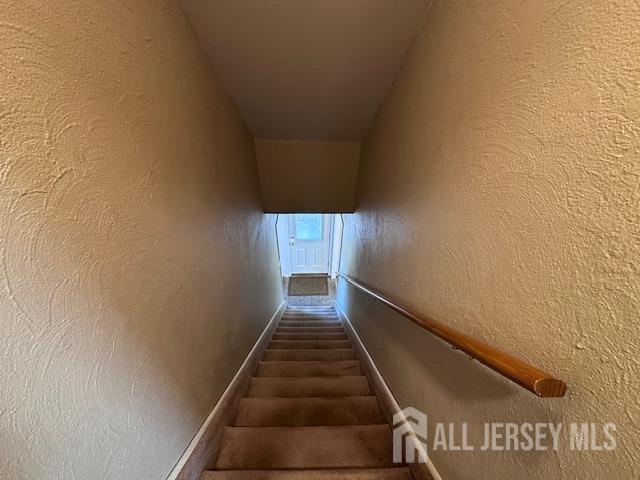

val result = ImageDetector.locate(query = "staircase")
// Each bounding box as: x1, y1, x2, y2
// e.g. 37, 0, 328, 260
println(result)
202, 305, 412, 479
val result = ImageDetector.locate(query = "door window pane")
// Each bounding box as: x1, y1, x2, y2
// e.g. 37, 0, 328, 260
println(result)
295, 214, 322, 241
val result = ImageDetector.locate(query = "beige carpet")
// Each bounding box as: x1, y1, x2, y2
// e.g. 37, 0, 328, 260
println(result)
288, 275, 329, 296
205, 306, 409, 478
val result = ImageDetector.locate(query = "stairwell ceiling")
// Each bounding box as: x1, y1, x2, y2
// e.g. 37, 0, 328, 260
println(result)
180, 0, 429, 141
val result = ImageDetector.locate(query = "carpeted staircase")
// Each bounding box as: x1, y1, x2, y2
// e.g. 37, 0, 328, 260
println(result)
202, 305, 412, 479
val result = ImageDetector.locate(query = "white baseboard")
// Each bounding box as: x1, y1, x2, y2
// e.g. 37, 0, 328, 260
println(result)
167, 301, 286, 480
335, 302, 444, 480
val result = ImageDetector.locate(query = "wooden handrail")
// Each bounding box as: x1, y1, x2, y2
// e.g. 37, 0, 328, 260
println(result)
337, 273, 566, 398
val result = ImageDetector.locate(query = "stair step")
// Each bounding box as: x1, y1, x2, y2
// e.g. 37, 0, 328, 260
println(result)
263, 349, 356, 361
235, 396, 384, 426
248, 376, 370, 397
286, 305, 334, 309
282, 312, 337, 316
269, 340, 351, 350
286, 306, 335, 310
276, 326, 344, 333
284, 313, 337, 317
279, 321, 342, 327
284, 310, 337, 313
214, 425, 393, 470
285, 308, 335, 311
257, 360, 362, 377
280, 319, 342, 324
282, 315, 339, 320
202, 468, 412, 480
272, 332, 348, 341
284, 310, 336, 313
285, 306, 335, 310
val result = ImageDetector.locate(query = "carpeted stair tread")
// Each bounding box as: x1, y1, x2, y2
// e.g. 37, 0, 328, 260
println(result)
280, 318, 342, 322
269, 340, 351, 349
281, 318, 339, 321
201, 468, 412, 479
204, 306, 404, 480
248, 376, 370, 397
214, 425, 394, 470
285, 306, 335, 310
283, 311, 337, 316
278, 321, 343, 327
257, 360, 362, 377
272, 332, 348, 340
262, 349, 357, 361
279, 318, 341, 323
276, 326, 345, 333
234, 396, 384, 426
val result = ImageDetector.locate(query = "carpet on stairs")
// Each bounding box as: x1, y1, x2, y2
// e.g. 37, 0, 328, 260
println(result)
202, 305, 412, 480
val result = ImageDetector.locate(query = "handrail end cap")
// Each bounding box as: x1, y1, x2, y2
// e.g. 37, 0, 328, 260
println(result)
534, 378, 567, 398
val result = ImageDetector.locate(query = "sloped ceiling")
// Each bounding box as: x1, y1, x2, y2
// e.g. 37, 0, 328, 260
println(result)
180, 0, 429, 141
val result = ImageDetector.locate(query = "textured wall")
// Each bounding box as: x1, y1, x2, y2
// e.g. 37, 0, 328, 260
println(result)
255, 140, 360, 212
0, 1, 282, 479
338, 0, 639, 478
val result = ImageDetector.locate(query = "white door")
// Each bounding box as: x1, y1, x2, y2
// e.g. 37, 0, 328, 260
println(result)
287, 214, 331, 274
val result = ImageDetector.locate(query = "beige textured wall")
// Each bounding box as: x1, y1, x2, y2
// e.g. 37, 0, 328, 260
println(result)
0, 1, 282, 479
338, 0, 639, 478
255, 140, 360, 212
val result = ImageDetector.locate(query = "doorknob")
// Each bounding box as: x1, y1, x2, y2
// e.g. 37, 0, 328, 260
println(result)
289, 235, 295, 246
